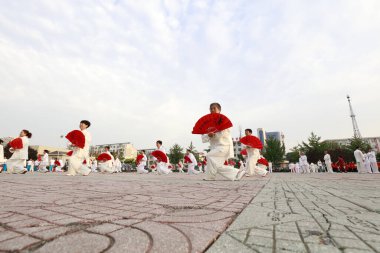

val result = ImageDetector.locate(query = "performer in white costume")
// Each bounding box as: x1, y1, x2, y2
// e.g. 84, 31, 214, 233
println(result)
38, 150, 49, 173
244, 129, 261, 177
91, 159, 98, 172
317, 160, 323, 172
6, 130, 32, 174
299, 152, 310, 173
324, 151, 334, 173
27, 159, 34, 173
136, 150, 149, 174
310, 163, 317, 173
295, 163, 300, 174
201, 103, 245, 181
185, 149, 200, 175
155, 140, 172, 175
67, 120, 91, 176
268, 162, 273, 173
99, 146, 116, 173
115, 158, 122, 173
0, 139, 4, 172
364, 154, 372, 173
177, 160, 185, 173
368, 150, 379, 173
289, 163, 295, 173
354, 148, 366, 173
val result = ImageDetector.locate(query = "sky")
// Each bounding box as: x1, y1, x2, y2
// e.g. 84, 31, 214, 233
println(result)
1, 0, 380, 152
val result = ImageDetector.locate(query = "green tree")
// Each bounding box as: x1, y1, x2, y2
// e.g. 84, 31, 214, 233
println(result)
346, 136, 371, 153
299, 132, 328, 163
263, 137, 285, 165
285, 146, 300, 163
168, 143, 184, 164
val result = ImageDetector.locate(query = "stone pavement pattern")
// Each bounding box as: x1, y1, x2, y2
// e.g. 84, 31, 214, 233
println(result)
208, 173, 380, 253
0, 173, 267, 253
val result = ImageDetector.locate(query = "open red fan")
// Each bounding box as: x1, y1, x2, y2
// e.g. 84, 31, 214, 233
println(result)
257, 158, 269, 166
54, 160, 61, 166
150, 164, 156, 169
229, 160, 236, 166
66, 150, 73, 156
151, 150, 168, 163
136, 154, 144, 164
9, 138, 23, 149
184, 155, 192, 164
168, 164, 173, 169
65, 130, 85, 148
240, 149, 247, 156
192, 113, 233, 134
240, 135, 263, 149
97, 153, 112, 162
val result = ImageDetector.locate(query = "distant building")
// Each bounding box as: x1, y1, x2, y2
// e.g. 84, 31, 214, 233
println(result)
90, 142, 138, 160
29, 146, 70, 161
256, 128, 285, 146
325, 137, 380, 153
232, 138, 243, 159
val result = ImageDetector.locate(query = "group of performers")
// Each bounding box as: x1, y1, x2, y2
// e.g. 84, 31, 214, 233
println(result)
10, 103, 377, 178
288, 149, 379, 174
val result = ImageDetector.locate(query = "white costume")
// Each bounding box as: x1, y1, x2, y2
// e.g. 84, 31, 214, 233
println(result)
289, 163, 295, 173
354, 149, 366, 173
368, 151, 379, 173
177, 161, 185, 173
91, 160, 98, 172
364, 154, 372, 173
115, 158, 122, 173
27, 160, 34, 173
317, 160, 323, 172
202, 128, 241, 180
137, 154, 149, 174
67, 129, 91, 176
268, 162, 273, 173
6, 137, 28, 174
55, 160, 63, 172
324, 153, 333, 173
39, 153, 49, 172
99, 151, 115, 173
300, 155, 310, 173
295, 163, 300, 173
246, 146, 261, 176
187, 153, 200, 175
155, 146, 171, 175
310, 163, 317, 173
0, 144, 4, 165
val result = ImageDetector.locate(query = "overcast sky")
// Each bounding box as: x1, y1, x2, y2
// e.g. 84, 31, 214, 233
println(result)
1, 0, 379, 152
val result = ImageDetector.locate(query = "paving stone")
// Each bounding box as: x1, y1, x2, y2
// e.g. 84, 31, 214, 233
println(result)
107, 227, 151, 253
86, 223, 123, 234
0, 235, 40, 251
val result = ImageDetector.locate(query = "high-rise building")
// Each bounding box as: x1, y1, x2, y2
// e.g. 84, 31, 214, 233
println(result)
256, 128, 285, 147
257, 128, 266, 147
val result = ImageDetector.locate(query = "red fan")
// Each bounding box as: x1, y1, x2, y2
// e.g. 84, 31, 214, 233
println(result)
168, 164, 173, 169
197, 162, 202, 166
240, 136, 263, 149
229, 160, 236, 166
150, 164, 156, 169
54, 160, 61, 166
65, 130, 85, 148
224, 160, 228, 165
184, 155, 192, 164
83, 160, 87, 165
9, 138, 23, 149
257, 158, 269, 166
136, 154, 144, 164
97, 153, 112, 162
202, 158, 207, 165
240, 149, 247, 156
151, 150, 168, 163
192, 113, 233, 134
67, 150, 73, 156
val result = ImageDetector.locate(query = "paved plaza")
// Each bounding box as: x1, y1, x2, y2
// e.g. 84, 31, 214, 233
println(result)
0, 173, 379, 253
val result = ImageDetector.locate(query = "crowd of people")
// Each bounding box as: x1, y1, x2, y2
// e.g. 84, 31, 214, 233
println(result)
1, 103, 378, 179
288, 149, 379, 174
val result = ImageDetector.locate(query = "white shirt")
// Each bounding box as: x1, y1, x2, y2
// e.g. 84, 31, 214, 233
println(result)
10, 136, 29, 160
354, 149, 364, 163
324, 154, 331, 164
368, 151, 377, 163
300, 155, 308, 165
81, 129, 92, 152
0, 144, 4, 163
188, 153, 197, 165
202, 128, 234, 159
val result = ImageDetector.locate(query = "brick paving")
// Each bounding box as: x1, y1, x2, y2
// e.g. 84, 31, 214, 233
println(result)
1, 173, 379, 253
0, 173, 267, 253
208, 173, 380, 253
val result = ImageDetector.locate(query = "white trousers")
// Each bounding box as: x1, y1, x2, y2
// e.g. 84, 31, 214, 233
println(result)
157, 162, 171, 175
370, 162, 379, 173
246, 149, 260, 176
137, 163, 149, 174
326, 162, 333, 173
255, 165, 268, 176
98, 162, 115, 173
6, 159, 26, 174
188, 164, 199, 175
68, 152, 91, 176
356, 162, 366, 173
205, 146, 238, 180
